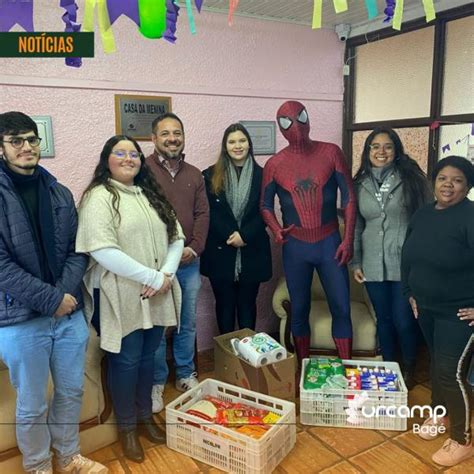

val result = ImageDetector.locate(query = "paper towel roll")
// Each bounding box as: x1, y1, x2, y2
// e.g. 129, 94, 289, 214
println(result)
233, 333, 287, 368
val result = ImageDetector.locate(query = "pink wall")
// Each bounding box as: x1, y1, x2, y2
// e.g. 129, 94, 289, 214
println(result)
0, 4, 344, 350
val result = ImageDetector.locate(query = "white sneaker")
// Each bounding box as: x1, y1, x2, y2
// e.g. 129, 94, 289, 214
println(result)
418, 416, 449, 440
152, 384, 165, 413
176, 372, 199, 392
432, 438, 473, 466
56, 454, 108, 473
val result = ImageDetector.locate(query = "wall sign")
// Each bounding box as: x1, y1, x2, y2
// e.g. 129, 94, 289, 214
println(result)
239, 120, 276, 155
115, 94, 172, 141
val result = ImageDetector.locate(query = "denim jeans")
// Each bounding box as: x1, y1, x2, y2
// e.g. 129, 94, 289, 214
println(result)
154, 258, 201, 384
106, 326, 164, 431
365, 281, 418, 366
91, 290, 165, 431
0, 311, 89, 472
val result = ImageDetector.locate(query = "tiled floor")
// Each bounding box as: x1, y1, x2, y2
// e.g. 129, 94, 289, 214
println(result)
89, 349, 474, 473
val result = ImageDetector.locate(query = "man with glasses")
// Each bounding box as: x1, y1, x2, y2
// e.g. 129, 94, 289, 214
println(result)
146, 113, 209, 413
0, 112, 107, 474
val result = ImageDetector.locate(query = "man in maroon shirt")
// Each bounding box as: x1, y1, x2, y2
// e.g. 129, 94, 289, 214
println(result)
146, 113, 209, 413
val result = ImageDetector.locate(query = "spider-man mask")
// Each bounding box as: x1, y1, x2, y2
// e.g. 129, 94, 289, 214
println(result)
276, 101, 311, 151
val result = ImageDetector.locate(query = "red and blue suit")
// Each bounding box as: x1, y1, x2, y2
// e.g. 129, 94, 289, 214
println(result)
260, 101, 356, 363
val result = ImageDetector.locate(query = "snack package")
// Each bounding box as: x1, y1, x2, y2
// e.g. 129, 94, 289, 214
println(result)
215, 405, 269, 426
186, 399, 218, 421
304, 360, 329, 389
235, 424, 270, 439
203, 395, 234, 410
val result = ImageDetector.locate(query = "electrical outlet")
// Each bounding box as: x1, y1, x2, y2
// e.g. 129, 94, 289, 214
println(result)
343, 64, 350, 76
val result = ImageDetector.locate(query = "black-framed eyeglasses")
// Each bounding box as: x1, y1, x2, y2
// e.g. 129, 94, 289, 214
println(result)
2, 136, 42, 149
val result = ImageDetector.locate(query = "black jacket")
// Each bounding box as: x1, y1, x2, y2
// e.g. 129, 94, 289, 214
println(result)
200, 163, 272, 282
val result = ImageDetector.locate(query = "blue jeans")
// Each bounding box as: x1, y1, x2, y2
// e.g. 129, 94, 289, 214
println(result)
153, 258, 201, 384
365, 281, 418, 366
0, 311, 89, 472
106, 326, 164, 431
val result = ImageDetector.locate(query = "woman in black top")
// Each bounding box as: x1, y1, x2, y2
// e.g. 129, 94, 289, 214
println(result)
401, 156, 474, 467
201, 123, 272, 334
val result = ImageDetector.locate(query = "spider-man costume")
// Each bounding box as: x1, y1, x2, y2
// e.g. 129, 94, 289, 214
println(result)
261, 101, 356, 365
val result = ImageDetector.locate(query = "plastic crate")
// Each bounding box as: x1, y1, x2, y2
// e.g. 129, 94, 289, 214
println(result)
299, 358, 408, 431
166, 378, 296, 474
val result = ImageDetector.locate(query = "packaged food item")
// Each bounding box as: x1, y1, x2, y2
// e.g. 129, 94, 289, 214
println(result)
304, 360, 329, 389
235, 424, 269, 439
263, 412, 281, 424
186, 400, 218, 421
203, 395, 234, 410
215, 405, 269, 426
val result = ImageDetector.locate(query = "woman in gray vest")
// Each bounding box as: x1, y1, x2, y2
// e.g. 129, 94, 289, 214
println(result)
351, 127, 431, 389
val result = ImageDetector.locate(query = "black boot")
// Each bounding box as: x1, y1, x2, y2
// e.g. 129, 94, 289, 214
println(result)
119, 430, 145, 463
138, 417, 166, 444
402, 363, 416, 390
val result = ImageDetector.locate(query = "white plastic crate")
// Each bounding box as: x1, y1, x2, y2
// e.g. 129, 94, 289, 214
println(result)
166, 378, 296, 474
299, 358, 408, 431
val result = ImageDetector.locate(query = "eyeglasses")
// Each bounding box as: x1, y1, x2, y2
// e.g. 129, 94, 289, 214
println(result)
369, 144, 395, 152
2, 136, 42, 149
111, 149, 142, 160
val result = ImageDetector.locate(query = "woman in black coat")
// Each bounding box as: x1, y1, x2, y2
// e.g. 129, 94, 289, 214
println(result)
201, 123, 272, 334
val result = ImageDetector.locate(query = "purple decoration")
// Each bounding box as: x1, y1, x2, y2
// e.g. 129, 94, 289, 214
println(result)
383, 0, 396, 23
107, 0, 140, 26
195, 0, 204, 13
60, 1, 82, 68
66, 57, 82, 67
442, 144, 451, 153
0, 0, 34, 32
164, 0, 180, 44
471, 123, 474, 135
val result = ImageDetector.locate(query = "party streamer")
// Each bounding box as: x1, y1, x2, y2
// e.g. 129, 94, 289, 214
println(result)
228, 0, 239, 26
185, 0, 197, 34
392, 0, 404, 30
364, 0, 378, 20
333, 0, 348, 14
138, 0, 167, 38
312, 0, 322, 29
82, 0, 116, 53
164, 0, 180, 43
60, 0, 82, 67
383, 0, 395, 23
422, 0, 436, 22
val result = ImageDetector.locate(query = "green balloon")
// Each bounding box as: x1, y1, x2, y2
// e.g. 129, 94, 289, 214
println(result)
138, 0, 167, 39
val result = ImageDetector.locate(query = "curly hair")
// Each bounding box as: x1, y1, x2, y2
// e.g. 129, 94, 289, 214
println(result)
354, 127, 432, 217
432, 155, 474, 190
80, 135, 178, 240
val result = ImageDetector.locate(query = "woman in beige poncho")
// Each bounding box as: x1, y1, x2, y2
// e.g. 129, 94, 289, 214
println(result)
76, 135, 184, 463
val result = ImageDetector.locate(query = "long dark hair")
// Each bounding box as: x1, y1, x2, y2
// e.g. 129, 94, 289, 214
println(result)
210, 123, 254, 195
81, 135, 178, 240
354, 127, 431, 217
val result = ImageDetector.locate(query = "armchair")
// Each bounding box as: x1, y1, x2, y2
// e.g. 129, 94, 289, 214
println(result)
272, 272, 378, 357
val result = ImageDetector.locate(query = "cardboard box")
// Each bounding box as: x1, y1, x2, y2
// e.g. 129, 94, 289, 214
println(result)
213, 328, 296, 401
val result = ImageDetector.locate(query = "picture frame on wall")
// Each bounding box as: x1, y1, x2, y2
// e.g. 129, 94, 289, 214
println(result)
32, 115, 55, 158
239, 120, 276, 155
115, 94, 172, 141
